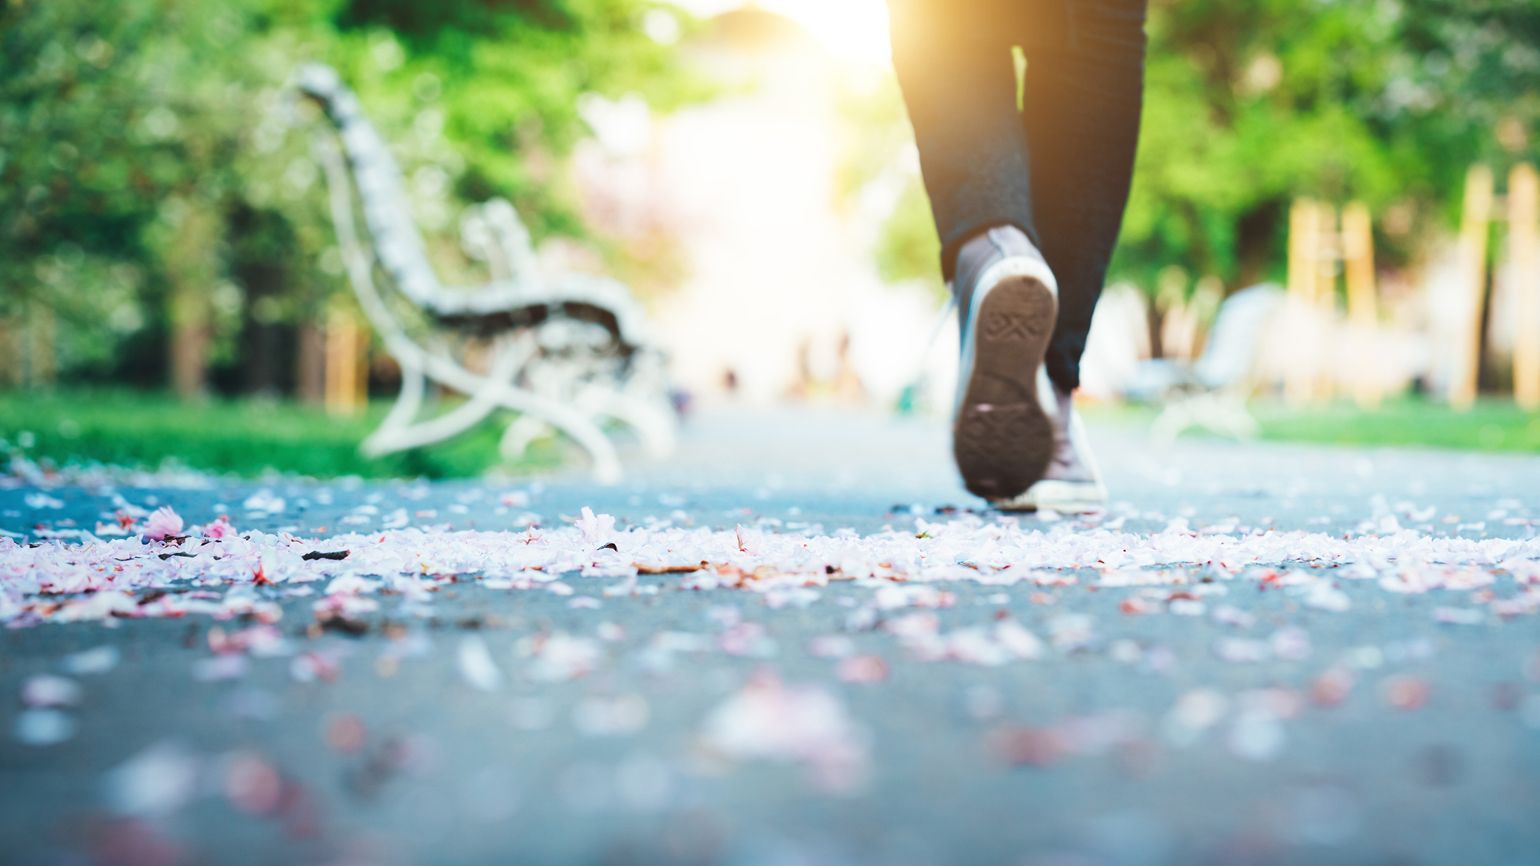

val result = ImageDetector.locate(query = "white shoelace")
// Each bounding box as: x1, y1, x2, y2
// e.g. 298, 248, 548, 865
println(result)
897, 293, 959, 408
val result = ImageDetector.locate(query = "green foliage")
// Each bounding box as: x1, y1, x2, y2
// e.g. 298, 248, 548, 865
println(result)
0, 0, 695, 384
871, 0, 1540, 298
4, 0, 300, 375
833, 76, 945, 294
328, 0, 698, 238
874, 182, 941, 291
0, 389, 556, 479
1117, 0, 1540, 293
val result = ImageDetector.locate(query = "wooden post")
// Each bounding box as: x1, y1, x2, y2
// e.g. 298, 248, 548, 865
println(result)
1342, 201, 1380, 407
1342, 202, 1377, 327
1288, 199, 1320, 304
1285, 198, 1321, 405
1452, 165, 1494, 410
1510, 163, 1540, 410
354, 326, 370, 409
324, 311, 366, 416
1312, 202, 1341, 402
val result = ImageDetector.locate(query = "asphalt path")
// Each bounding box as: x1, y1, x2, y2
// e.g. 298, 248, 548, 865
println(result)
1, 408, 1536, 866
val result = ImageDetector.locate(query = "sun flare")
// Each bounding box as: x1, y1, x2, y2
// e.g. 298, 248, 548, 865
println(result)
674, 0, 893, 69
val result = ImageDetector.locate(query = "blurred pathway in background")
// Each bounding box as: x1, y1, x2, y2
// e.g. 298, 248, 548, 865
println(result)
592, 406, 1537, 536
1, 407, 1537, 866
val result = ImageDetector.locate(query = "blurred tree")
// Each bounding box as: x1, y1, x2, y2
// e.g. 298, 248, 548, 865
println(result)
1118, 0, 1540, 294
869, 0, 1540, 300
0, 0, 330, 393
0, 0, 694, 394
329, 0, 702, 239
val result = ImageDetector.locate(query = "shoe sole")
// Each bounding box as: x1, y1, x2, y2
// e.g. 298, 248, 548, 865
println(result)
992, 479, 1108, 513
953, 272, 1058, 500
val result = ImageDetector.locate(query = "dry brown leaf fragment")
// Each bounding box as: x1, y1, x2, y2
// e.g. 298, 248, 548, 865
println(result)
634, 561, 707, 575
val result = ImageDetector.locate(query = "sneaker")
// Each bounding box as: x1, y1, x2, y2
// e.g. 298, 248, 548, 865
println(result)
991, 383, 1107, 513
951, 226, 1060, 501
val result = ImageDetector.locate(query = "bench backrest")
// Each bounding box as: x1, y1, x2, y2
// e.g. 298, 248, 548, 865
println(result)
295, 63, 445, 308
1193, 283, 1286, 389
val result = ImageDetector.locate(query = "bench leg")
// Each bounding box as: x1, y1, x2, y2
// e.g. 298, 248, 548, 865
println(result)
362, 362, 501, 457
499, 413, 550, 460
366, 343, 623, 483
362, 356, 429, 457
431, 344, 623, 483
602, 389, 676, 459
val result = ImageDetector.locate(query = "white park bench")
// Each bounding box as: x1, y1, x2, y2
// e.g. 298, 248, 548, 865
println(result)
294, 64, 675, 482
1125, 283, 1287, 441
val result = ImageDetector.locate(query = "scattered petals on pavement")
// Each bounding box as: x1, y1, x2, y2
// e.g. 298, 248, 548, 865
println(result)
3, 477, 1540, 865
3, 513, 1536, 631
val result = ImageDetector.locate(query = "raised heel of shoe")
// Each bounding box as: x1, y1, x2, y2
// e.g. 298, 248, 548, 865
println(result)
953, 274, 1058, 499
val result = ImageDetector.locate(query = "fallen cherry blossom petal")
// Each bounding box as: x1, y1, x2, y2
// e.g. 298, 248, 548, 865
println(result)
458, 635, 503, 691
14, 708, 76, 746
141, 506, 184, 542
21, 673, 82, 708
836, 654, 889, 683
699, 671, 869, 792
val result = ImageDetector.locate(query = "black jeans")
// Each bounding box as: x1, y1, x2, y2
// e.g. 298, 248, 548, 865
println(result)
889, 0, 1148, 391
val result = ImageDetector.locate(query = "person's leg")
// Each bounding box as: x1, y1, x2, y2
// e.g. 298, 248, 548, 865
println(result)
1020, 0, 1149, 392
887, 0, 1036, 280
891, 0, 1064, 501
889, 1, 1144, 507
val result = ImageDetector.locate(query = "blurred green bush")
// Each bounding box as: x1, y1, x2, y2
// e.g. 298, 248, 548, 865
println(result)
0, 0, 697, 391
0, 388, 557, 479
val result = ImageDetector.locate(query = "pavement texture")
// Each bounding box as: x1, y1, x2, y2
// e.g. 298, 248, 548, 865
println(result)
1, 407, 1538, 866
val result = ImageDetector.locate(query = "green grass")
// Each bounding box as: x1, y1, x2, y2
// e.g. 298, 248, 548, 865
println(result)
1250, 398, 1540, 453
0, 389, 559, 479
1083, 397, 1540, 453
4, 390, 1533, 483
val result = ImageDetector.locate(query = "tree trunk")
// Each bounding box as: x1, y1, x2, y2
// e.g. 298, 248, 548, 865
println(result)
162, 200, 221, 401
169, 304, 211, 399
296, 323, 326, 405
0, 317, 15, 387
